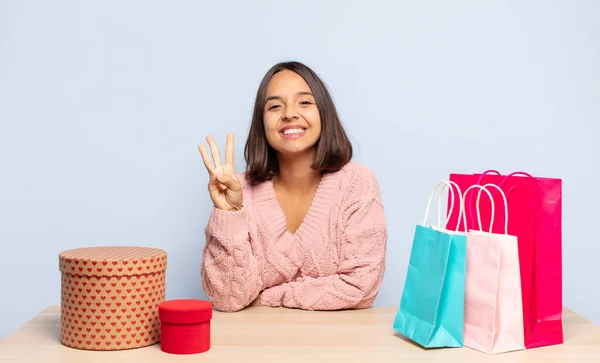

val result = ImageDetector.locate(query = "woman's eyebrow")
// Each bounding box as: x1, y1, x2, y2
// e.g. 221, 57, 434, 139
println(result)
266, 91, 314, 102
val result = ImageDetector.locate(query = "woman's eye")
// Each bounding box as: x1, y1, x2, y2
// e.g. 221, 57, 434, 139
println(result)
267, 104, 280, 110
300, 101, 312, 105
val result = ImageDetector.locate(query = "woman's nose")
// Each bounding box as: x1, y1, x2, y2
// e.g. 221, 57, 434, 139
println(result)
282, 105, 299, 120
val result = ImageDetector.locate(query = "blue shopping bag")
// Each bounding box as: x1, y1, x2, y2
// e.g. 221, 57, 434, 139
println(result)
393, 180, 468, 348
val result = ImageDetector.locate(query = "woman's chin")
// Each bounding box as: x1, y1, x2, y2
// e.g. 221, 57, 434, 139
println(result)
274, 145, 317, 159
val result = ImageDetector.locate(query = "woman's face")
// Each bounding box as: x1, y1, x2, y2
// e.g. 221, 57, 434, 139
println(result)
263, 70, 322, 157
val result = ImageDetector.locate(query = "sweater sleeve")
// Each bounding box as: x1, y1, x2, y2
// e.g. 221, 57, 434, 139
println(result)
200, 206, 263, 312
259, 168, 387, 310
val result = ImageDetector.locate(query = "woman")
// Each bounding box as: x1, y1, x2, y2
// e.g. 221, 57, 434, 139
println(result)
198, 61, 387, 312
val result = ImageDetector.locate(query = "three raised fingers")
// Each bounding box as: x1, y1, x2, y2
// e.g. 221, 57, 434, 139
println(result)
199, 133, 236, 176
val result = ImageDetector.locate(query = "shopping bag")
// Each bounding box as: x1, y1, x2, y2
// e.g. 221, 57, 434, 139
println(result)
393, 180, 467, 348
446, 170, 563, 348
459, 184, 525, 354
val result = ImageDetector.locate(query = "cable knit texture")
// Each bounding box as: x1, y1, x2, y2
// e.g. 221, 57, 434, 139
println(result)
200, 161, 387, 312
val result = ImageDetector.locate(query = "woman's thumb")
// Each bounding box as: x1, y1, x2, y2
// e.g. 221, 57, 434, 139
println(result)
216, 173, 240, 191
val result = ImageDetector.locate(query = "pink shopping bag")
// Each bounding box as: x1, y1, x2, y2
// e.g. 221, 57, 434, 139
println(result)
459, 184, 525, 354
446, 170, 563, 348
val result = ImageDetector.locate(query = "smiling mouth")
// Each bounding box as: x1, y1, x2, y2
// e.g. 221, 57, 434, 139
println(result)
280, 128, 307, 135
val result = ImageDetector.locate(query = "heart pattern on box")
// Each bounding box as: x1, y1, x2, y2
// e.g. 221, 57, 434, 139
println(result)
60, 270, 166, 350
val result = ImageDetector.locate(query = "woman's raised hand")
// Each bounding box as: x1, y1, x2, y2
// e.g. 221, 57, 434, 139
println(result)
198, 132, 243, 211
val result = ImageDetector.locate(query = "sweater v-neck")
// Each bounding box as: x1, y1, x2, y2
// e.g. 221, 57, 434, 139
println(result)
252, 170, 340, 240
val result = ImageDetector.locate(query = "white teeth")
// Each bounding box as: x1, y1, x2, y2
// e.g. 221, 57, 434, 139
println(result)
282, 128, 305, 135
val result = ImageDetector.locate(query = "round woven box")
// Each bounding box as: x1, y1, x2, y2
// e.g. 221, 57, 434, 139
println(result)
58, 246, 167, 351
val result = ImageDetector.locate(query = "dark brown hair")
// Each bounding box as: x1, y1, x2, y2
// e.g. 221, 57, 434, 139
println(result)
243, 61, 353, 185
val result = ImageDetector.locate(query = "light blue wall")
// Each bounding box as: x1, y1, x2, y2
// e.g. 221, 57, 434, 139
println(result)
1, 0, 598, 340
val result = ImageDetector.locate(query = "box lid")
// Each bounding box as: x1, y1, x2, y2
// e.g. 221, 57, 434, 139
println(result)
59, 246, 167, 277
158, 299, 213, 324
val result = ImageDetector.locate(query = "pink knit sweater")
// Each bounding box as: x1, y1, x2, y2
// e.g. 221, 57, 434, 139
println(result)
200, 161, 387, 312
